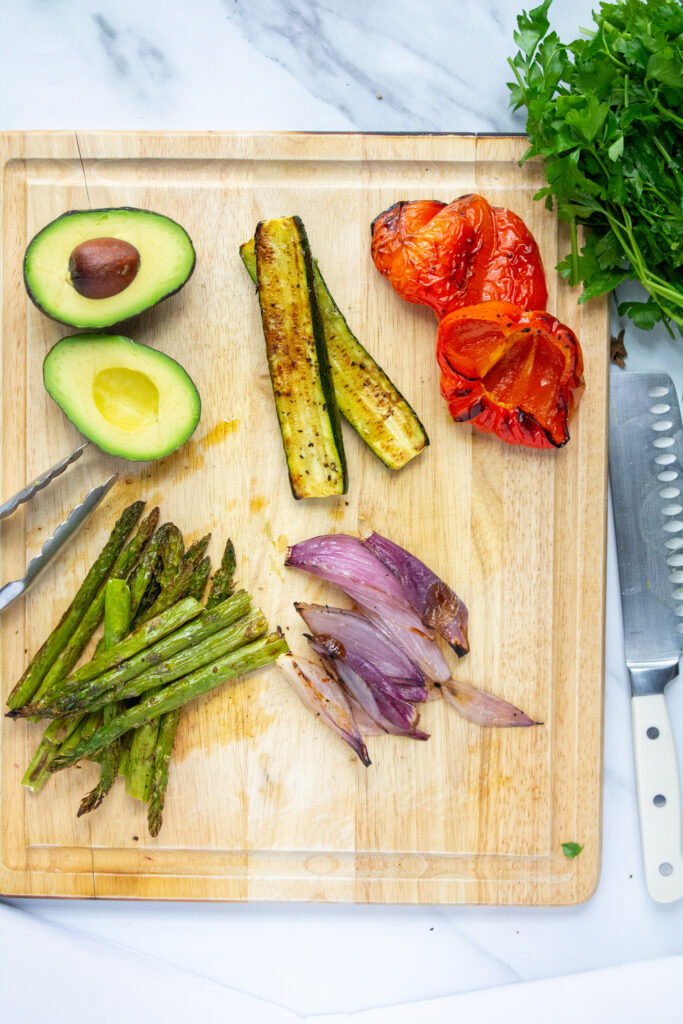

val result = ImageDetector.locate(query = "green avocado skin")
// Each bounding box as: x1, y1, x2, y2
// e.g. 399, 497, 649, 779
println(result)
43, 334, 201, 462
24, 207, 196, 329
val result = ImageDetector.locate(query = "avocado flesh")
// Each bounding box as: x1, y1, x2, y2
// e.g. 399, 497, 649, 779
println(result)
43, 334, 201, 461
24, 208, 195, 328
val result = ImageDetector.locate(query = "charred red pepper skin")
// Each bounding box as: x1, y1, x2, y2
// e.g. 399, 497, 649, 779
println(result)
371, 195, 547, 318
437, 302, 584, 450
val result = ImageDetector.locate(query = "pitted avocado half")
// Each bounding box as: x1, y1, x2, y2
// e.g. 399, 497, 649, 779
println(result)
43, 334, 201, 461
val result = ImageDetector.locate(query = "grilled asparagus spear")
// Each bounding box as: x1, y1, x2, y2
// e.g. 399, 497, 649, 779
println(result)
7, 500, 145, 710
78, 579, 132, 816
50, 628, 287, 771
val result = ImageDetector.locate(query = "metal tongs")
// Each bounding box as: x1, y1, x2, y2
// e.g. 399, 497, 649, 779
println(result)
0, 444, 116, 613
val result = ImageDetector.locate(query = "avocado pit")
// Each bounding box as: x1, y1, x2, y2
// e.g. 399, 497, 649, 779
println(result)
68, 237, 140, 299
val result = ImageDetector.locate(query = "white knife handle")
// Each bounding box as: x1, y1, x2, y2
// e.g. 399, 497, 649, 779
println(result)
631, 694, 683, 903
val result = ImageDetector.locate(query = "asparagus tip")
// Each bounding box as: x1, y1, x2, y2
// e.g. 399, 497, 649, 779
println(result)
148, 809, 162, 837
77, 788, 105, 816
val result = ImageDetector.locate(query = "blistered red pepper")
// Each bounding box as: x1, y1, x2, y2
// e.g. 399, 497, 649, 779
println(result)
370, 194, 547, 319
437, 302, 584, 449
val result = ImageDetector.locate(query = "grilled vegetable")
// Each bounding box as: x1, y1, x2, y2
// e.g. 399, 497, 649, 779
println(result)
253, 216, 347, 499
147, 708, 181, 837
241, 238, 428, 471
78, 579, 132, 816
6, 500, 145, 711
50, 630, 289, 771
370, 195, 547, 319
33, 593, 252, 719
437, 301, 585, 449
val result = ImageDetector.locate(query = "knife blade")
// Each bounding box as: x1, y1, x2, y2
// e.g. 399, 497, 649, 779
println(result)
0, 474, 118, 613
609, 368, 683, 903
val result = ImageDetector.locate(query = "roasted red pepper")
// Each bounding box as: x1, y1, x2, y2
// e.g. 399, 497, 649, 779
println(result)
371, 194, 547, 319
437, 302, 584, 449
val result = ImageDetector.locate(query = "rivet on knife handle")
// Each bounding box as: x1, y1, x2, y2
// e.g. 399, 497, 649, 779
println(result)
0, 474, 118, 613
632, 694, 683, 903
0, 442, 89, 520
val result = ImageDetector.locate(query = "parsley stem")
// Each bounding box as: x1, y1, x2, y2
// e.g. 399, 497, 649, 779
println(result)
654, 97, 683, 131
507, 56, 525, 91
569, 218, 579, 284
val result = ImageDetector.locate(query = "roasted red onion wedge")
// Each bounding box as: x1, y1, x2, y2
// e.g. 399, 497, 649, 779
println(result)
286, 534, 434, 635
332, 657, 429, 740
277, 652, 371, 765
307, 633, 427, 703
295, 602, 424, 684
439, 679, 538, 727
364, 531, 469, 655
362, 608, 451, 683
306, 633, 429, 739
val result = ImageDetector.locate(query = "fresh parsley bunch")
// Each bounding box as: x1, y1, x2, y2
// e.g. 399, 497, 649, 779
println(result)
508, 0, 683, 335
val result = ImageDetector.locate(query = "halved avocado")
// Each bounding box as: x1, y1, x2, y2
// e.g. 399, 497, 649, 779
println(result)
43, 334, 201, 461
24, 208, 195, 328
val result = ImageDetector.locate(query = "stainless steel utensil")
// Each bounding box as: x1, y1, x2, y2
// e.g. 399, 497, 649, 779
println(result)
609, 369, 683, 903
0, 443, 89, 520
0, 473, 117, 613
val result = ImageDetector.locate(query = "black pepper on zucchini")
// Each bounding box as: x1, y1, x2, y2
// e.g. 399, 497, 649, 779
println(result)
240, 238, 428, 471
254, 216, 348, 500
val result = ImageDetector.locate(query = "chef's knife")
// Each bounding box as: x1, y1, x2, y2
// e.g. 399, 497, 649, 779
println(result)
609, 369, 683, 903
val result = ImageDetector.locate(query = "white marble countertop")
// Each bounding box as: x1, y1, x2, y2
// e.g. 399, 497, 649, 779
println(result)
1, 0, 682, 1019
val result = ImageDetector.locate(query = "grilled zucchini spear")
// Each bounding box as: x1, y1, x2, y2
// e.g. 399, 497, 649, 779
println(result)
241, 237, 428, 472
254, 216, 347, 499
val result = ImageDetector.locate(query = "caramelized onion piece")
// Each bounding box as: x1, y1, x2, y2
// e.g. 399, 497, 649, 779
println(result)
277, 652, 370, 765
440, 679, 538, 727
363, 530, 469, 655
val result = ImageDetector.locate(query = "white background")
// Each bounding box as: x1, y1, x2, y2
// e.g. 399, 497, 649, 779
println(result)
1, 1, 682, 1019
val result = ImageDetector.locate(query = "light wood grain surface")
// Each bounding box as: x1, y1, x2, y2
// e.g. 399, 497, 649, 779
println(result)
0, 132, 608, 904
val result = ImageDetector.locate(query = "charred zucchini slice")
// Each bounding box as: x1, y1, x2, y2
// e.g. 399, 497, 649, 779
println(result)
254, 216, 347, 500
241, 239, 428, 471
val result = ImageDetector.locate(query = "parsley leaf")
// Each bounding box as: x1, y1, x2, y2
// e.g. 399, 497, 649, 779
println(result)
562, 842, 584, 858
508, 0, 683, 338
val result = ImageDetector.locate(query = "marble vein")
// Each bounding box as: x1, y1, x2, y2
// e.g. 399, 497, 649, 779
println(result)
223, 0, 525, 132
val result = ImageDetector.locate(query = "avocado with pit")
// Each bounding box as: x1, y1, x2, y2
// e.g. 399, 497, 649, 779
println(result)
43, 334, 201, 461
24, 208, 196, 328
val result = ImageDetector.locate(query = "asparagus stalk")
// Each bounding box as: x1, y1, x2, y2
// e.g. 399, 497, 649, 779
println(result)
183, 534, 211, 570
117, 732, 132, 778
7, 500, 145, 710
157, 524, 185, 588
29, 593, 252, 718
21, 717, 82, 791
103, 579, 132, 648
129, 522, 184, 628
125, 717, 160, 802
131, 578, 161, 624
50, 629, 288, 770
126, 524, 186, 803
78, 580, 131, 816
147, 708, 180, 837
53, 608, 267, 717
11, 597, 205, 718
187, 556, 211, 602
127, 527, 165, 615
135, 560, 195, 625
59, 710, 102, 755
207, 539, 236, 609
29, 505, 157, 706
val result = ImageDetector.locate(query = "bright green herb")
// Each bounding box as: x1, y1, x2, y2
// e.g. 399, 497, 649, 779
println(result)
508, 0, 683, 336
562, 841, 584, 858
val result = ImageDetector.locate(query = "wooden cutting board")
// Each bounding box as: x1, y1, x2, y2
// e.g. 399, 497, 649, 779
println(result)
0, 132, 607, 904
